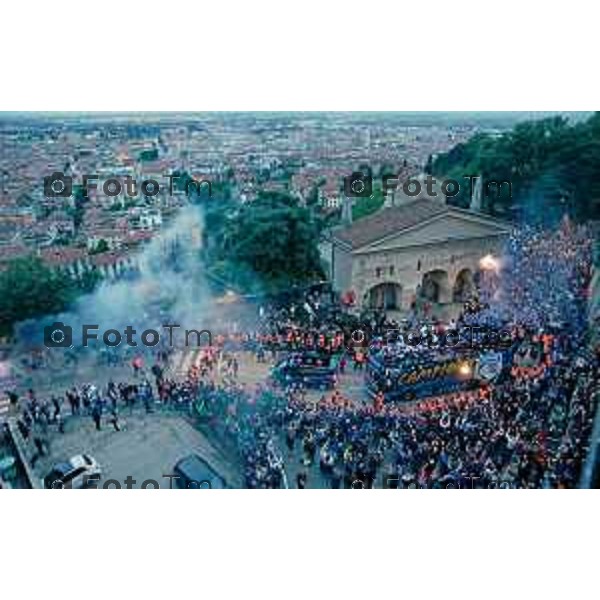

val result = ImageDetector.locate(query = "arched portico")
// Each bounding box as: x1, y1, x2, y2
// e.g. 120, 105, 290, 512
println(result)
421, 270, 451, 304
453, 268, 475, 303
365, 282, 403, 310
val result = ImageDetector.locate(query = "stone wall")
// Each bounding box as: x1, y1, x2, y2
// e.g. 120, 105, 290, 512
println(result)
351, 236, 505, 309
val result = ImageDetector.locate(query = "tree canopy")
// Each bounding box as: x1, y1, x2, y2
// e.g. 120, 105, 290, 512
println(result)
432, 112, 600, 223
0, 256, 77, 335
206, 191, 325, 294
139, 148, 159, 162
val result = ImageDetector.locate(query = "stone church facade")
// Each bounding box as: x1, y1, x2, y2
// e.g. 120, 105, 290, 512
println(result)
328, 196, 511, 311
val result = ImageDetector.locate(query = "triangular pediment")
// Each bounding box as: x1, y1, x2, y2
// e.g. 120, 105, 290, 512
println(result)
355, 209, 510, 253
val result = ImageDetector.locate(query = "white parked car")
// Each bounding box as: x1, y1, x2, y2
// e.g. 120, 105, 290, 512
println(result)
44, 454, 101, 489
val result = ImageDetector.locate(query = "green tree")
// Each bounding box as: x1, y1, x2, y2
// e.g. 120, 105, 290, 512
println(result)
170, 170, 195, 192
209, 191, 324, 293
77, 268, 101, 294
379, 163, 397, 179
0, 256, 76, 335
89, 239, 109, 254
139, 148, 159, 162
432, 113, 600, 222
352, 180, 386, 221
352, 192, 384, 221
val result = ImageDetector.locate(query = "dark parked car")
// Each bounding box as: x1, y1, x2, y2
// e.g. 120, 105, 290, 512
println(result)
173, 454, 227, 489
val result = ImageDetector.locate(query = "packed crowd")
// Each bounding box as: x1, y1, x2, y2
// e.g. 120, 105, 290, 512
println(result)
6, 222, 599, 488
236, 223, 599, 488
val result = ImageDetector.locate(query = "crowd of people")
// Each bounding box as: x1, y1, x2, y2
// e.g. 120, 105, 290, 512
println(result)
5, 221, 599, 489
235, 222, 599, 488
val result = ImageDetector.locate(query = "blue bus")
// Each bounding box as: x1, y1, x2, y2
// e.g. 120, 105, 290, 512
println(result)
366, 350, 478, 402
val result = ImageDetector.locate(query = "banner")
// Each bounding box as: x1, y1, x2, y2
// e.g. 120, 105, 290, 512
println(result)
477, 352, 503, 381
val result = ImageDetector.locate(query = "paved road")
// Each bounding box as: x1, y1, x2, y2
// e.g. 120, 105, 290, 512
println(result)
12, 347, 373, 489
30, 411, 242, 489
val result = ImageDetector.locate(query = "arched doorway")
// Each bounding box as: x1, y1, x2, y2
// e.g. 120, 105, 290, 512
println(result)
421, 270, 450, 303
366, 282, 402, 310
453, 268, 474, 303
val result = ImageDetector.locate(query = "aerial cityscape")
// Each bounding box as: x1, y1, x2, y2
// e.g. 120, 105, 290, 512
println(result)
0, 111, 598, 489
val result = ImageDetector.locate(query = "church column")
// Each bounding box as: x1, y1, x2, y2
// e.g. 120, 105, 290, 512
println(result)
438, 284, 452, 304
401, 286, 418, 311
